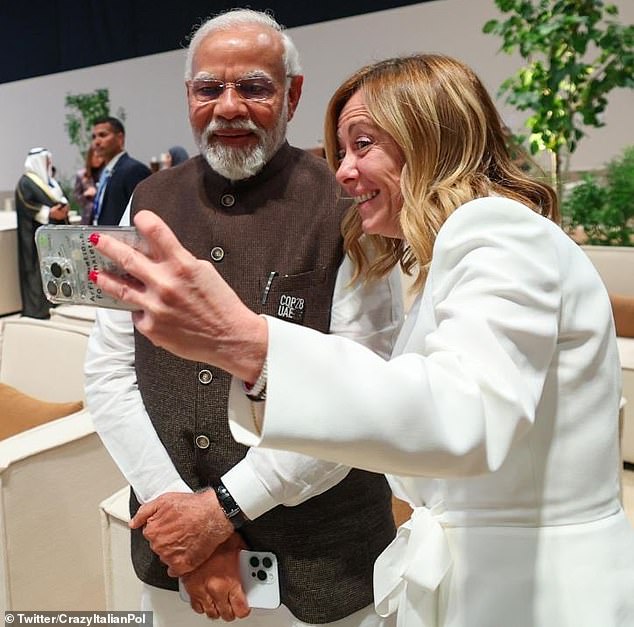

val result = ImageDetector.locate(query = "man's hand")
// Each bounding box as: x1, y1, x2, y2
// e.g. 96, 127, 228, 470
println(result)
49, 203, 69, 221
130, 490, 233, 577
88, 210, 267, 384
183, 533, 251, 621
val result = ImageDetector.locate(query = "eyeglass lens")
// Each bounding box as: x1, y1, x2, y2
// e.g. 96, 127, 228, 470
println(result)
190, 78, 276, 102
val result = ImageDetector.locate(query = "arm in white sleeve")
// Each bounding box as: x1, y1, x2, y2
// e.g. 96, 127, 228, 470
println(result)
84, 198, 190, 503
85, 308, 192, 503
230, 199, 561, 477
225, 255, 405, 519
34, 205, 50, 224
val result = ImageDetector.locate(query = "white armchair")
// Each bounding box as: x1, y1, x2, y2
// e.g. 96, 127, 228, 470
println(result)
50, 305, 97, 331
0, 318, 125, 612
0, 318, 91, 402
99, 487, 142, 611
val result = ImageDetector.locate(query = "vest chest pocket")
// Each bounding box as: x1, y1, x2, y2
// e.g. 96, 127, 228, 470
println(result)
258, 266, 331, 330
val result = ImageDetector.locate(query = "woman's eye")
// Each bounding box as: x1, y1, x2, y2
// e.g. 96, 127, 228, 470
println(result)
336, 136, 372, 161
354, 137, 373, 151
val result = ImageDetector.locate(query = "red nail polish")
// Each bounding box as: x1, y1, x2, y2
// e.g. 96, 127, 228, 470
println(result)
89, 232, 100, 245
88, 270, 99, 283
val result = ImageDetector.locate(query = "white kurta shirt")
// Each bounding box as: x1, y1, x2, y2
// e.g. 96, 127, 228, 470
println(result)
229, 197, 634, 626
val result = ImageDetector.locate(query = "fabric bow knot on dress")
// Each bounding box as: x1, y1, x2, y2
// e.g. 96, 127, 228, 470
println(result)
374, 505, 452, 626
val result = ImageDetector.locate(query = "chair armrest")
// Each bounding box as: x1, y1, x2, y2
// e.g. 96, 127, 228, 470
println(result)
0, 408, 94, 471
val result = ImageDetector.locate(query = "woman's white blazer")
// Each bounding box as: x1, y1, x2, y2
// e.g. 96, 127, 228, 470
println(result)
230, 197, 634, 627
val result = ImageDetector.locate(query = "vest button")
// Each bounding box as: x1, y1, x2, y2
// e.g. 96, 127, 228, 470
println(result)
195, 434, 210, 449
220, 193, 235, 208
198, 369, 213, 384
210, 246, 225, 262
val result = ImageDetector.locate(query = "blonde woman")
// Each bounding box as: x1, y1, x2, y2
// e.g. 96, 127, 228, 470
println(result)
90, 54, 634, 626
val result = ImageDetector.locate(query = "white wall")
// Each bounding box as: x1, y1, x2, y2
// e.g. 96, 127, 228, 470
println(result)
1, 0, 632, 192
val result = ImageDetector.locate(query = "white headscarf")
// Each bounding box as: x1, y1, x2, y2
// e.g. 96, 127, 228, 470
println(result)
24, 147, 67, 203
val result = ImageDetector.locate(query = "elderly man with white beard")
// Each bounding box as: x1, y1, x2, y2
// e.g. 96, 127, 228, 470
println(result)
84, 8, 402, 627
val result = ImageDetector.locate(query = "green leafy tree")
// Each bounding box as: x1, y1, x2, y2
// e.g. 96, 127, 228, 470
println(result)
562, 145, 634, 244
483, 0, 634, 198
64, 88, 126, 160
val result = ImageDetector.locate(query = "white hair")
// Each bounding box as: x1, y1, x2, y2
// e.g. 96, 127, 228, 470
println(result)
184, 8, 302, 80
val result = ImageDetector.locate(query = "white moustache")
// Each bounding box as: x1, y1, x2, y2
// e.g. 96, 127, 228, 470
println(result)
208, 120, 258, 132
203, 120, 264, 141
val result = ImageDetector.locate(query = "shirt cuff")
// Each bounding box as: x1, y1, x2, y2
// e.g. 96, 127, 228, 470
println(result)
221, 458, 278, 522
136, 477, 192, 505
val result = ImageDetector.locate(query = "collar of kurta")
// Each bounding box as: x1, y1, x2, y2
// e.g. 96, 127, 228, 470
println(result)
202, 141, 292, 192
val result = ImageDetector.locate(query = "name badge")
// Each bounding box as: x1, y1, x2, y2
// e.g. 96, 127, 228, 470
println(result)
276, 293, 305, 324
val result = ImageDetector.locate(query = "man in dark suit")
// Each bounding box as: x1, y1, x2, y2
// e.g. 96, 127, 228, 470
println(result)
90, 116, 151, 225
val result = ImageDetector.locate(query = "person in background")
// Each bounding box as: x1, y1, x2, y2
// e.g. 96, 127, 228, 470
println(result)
73, 145, 105, 224
84, 8, 400, 627
14, 147, 68, 318
90, 116, 150, 225
91, 53, 634, 627
160, 145, 189, 169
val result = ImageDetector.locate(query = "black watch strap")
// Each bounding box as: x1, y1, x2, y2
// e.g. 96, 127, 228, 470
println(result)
214, 482, 249, 529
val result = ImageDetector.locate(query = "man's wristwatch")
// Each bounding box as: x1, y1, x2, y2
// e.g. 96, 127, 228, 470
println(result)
213, 482, 249, 529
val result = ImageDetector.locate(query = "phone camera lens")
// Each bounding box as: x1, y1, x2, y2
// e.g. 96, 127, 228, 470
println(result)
50, 262, 63, 278
249, 556, 260, 568
262, 557, 272, 569
47, 281, 58, 296
61, 282, 73, 297
256, 569, 267, 581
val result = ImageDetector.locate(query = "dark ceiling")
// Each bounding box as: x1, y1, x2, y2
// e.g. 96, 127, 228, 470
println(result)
0, 1, 433, 84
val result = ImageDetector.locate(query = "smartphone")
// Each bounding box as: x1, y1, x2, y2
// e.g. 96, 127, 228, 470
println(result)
178, 550, 280, 610
238, 550, 280, 609
35, 224, 143, 310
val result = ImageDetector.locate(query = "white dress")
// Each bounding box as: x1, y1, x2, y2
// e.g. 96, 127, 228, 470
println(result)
229, 197, 634, 626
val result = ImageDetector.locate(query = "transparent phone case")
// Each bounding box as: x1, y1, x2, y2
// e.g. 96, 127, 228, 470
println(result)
35, 224, 143, 310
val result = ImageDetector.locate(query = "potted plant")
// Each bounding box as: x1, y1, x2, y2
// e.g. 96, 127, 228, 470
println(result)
563, 145, 634, 245
483, 0, 634, 200
64, 88, 126, 161
62, 89, 125, 214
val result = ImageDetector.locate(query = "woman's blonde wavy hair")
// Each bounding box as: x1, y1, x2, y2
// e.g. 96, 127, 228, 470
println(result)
323, 54, 559, 291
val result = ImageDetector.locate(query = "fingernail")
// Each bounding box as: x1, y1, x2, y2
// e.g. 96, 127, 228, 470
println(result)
88, 270, 99, 283
88, 232, 100, 245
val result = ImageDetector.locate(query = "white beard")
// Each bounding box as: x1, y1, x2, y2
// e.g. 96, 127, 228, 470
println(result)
197, 99, 289, 181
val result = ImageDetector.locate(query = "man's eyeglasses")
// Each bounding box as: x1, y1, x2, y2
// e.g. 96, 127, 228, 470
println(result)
188, 78, 278, 103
